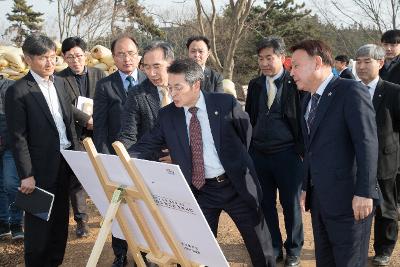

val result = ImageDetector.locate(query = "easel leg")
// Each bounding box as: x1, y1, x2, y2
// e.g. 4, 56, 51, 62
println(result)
86, 188, 124, 267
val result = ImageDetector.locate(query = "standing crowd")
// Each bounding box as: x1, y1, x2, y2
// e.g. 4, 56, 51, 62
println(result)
0, 29, 399, 267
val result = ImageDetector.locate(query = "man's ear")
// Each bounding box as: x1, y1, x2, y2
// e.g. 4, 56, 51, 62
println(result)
193, 80, 201, 92
314, 56, 323, 70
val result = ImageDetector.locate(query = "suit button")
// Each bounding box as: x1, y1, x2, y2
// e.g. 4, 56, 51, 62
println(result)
308, 152, 312, 156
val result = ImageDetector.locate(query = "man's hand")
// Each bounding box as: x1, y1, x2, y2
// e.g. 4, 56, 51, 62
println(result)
300, 190, 306, 212
159, 149, 172, 163
86, 117, 93, 130
19, 176, 35, 194
352, 195, 373, 220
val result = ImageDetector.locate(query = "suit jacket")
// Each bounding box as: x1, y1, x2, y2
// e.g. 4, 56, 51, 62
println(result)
118, 78, 161, 155
373, 79, 400, 180
134, 93, 263, 211
380, 57, 400, 85
56, 66, 106, 139
93, 69, 146, 154
201, 67, 223, 93
245, 70, 304, 155
339, 68, 355, 80
301, 77, 379, 215
5, 72, 79, 190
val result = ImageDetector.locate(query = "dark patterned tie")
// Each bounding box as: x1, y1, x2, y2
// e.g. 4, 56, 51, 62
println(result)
189, 107, 205, 189
306, 93, 321, 134
126, 76, 135, 91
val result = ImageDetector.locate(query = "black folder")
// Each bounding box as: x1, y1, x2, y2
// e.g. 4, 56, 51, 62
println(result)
14, 187, 55, 221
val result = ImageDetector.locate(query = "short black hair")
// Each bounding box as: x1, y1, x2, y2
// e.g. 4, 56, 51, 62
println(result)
186, 36, 211, 50
381, 30, 400, 44
257, 36, 286, 55
334, 55, 350, 65
22, 35, 56, 56
61, 37, 87, 54
167, 58, 204, 86
110, 35, 139, 54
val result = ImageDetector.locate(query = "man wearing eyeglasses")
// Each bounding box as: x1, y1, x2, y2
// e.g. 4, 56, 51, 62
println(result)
93, 35, 146, 267
57, 36, 106, 239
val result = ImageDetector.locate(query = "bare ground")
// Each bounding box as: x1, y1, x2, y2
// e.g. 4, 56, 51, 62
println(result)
0, 200, 399, 267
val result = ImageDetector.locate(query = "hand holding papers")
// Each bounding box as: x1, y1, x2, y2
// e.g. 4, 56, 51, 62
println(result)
77, 96, 93, 116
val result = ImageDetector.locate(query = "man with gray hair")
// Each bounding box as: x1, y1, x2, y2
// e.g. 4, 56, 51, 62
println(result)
355, 44, 400, 266
245, 36, 304, 266
119, 41, 174, 159
134, 58, 276, 266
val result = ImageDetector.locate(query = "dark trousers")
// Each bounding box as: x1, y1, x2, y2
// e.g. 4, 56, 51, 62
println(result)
195, 177, 276, 267
69, 175, 88, 222
112, 235, 128, 258
310, 188, 373, 267
24, 159, 71, 267
374, 177, 399, 256
250, 147, 304, 257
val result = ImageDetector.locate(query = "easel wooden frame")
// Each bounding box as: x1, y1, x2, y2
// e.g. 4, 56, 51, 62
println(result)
82, 137, 204, 267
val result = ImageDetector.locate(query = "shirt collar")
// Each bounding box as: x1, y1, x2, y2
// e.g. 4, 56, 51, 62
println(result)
184, 91, 206, 114
266, 66, 284, 81
118, 68, 138, 82
30, 70, 54, 84
314, 73, 334, 96
71, 66, 88, 76
365, 76, 379, 91
339, 67, 348, 75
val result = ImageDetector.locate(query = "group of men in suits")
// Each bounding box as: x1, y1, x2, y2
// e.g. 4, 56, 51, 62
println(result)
3, 28, 400, 267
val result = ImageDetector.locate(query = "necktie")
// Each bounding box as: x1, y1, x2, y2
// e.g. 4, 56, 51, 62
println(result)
306, 93, 321, 133
126, 76, 135, 91
160, 87, 169, 107
267, 77, 277, 108
189, 107, 205, 190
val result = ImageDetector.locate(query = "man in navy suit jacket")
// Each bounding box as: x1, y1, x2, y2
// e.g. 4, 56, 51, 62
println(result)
93, 35, 146, 267
290, 40, 379, 267
134, 58, 275, 267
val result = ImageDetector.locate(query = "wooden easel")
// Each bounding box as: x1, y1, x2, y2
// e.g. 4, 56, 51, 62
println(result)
82, 138, 203, 267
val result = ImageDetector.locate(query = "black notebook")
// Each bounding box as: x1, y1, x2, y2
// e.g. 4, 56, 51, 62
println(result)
14, 187, 55, 221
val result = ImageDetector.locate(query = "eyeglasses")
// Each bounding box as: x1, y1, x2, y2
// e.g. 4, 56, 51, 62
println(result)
115, 51, 138, 59
65, 54, 85, 61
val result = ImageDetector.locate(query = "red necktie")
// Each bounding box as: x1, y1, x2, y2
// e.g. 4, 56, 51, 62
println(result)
189, 107, 205, 189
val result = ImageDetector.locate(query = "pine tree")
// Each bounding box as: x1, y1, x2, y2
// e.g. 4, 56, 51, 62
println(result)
5, 0, 44, 46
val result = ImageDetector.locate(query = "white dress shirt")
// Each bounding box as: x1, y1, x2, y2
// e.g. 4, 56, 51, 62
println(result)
184, 92, 225, 178
305, 73, 334, 121
30, 70, 71, 150
363, 76, 379, 100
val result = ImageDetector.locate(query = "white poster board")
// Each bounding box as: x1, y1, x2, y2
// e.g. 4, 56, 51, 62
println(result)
61, 150, 229, 267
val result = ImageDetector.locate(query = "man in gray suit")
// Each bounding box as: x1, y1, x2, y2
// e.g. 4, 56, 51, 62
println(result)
93, 35, 146, 267
119, 41, 174, 161
57, 36, 106, 238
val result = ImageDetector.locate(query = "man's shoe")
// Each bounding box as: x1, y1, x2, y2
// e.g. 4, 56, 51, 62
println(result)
372, 255, 390, 266
0, 221, 10, 238
111, 255, 127, 267
275, 251, 283, 262
75, 220, 89, 238
285, 255, 300, 267
10, 224, 24, 240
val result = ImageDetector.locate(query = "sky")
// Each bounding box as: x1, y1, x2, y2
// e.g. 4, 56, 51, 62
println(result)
0, 0, 364, 43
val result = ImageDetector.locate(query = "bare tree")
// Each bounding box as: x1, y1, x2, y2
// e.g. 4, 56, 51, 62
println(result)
53, 0, 75, 40
331, 0, 400, 33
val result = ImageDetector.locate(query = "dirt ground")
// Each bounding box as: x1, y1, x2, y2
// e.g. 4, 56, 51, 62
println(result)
0, 200, 399, 267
